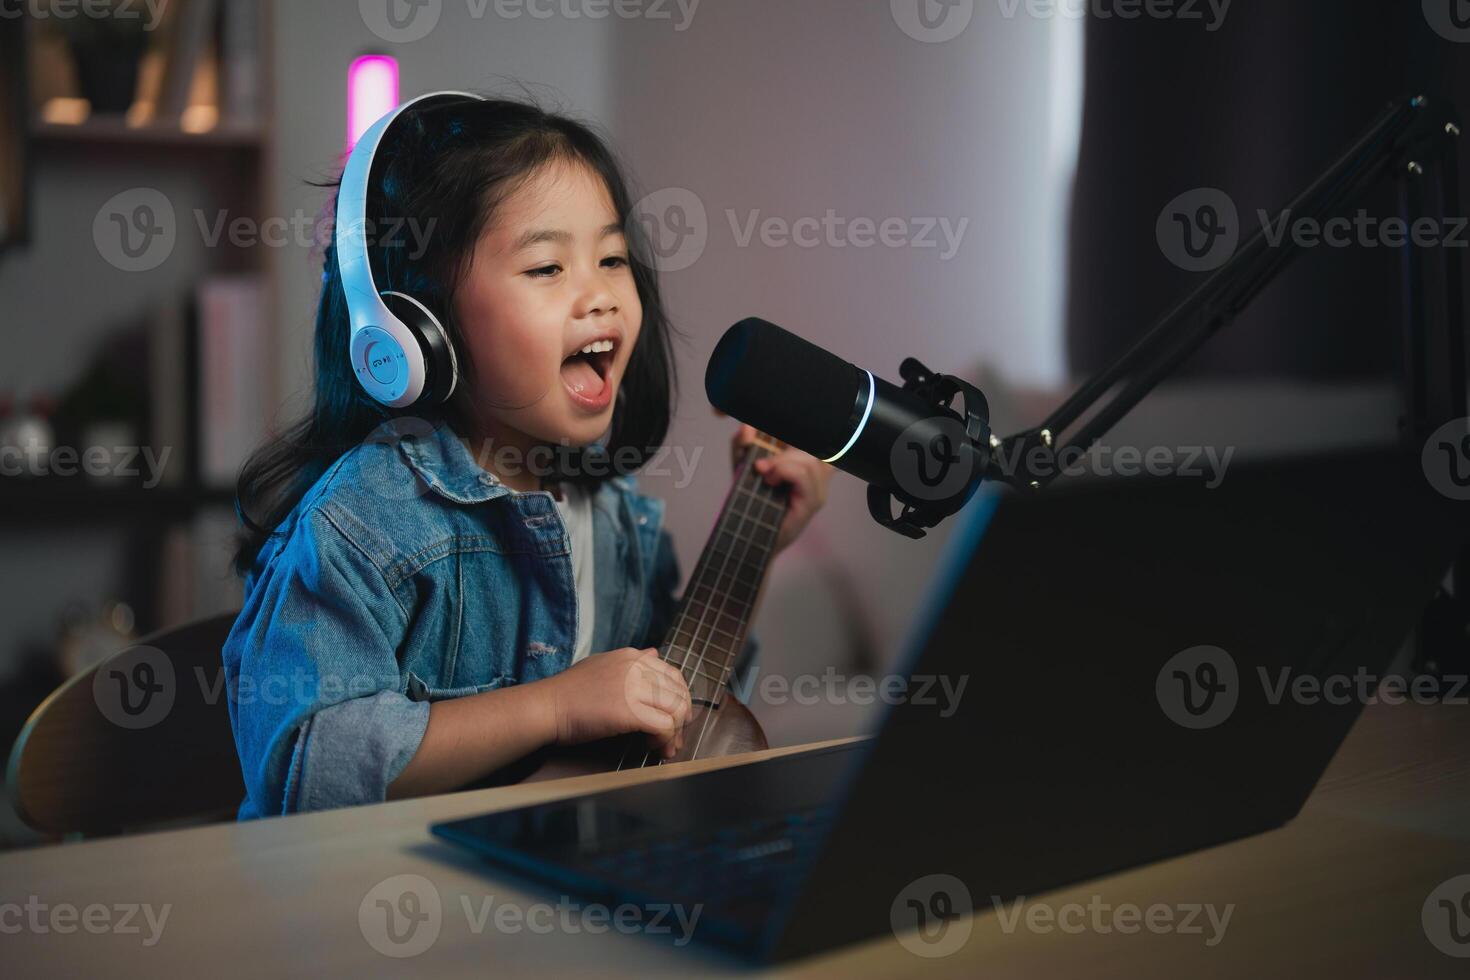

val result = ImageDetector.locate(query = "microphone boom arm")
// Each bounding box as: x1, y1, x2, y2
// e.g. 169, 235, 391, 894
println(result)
990, 94, 1466, 491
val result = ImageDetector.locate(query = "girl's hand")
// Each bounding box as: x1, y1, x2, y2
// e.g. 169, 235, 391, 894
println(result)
729, 421, 833, 556
543, 647, 693, 759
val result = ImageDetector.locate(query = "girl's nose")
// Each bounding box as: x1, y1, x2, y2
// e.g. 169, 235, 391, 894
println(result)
573, 269, 620, 319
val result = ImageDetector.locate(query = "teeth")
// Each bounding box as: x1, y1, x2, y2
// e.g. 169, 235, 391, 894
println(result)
578, 339, 614, 355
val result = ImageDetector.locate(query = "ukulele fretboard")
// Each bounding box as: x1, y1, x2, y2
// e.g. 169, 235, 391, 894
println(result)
660, 435, 789, 706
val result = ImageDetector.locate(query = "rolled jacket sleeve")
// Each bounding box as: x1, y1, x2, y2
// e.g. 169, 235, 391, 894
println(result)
224, 507, 429, 818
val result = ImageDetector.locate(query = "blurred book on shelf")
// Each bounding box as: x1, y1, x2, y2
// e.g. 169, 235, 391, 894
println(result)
221, 0, 261, 126
157, 512, 241, 628
27, 0, 263, 134
147, 295, 191, 489
0, 18, 28, 252
155, 0, 217, 122
198, 273, 269, 490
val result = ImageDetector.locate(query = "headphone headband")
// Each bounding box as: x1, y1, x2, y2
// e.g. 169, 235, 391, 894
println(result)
337, 90, 484, 407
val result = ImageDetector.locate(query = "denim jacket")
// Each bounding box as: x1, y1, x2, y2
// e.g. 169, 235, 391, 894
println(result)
222, 419, 758, 820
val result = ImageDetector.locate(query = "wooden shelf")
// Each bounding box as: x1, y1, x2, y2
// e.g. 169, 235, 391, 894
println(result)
0, 478, 237, 524
30, 119, 263, 149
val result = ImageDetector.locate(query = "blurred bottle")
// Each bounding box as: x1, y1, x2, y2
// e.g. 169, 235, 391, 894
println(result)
55, 600, 139, 677
3, 393, 57, 479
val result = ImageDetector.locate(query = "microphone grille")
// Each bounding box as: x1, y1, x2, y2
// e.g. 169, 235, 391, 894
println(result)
705, 318, 864, 459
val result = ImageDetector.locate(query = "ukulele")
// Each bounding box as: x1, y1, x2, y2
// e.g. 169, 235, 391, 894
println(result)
484, 431, 791, 785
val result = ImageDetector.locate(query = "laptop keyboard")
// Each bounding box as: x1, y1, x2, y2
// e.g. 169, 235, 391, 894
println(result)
583, 804, 840, 906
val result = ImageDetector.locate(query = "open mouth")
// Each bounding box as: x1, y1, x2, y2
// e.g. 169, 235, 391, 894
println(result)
560, 340, 616, 403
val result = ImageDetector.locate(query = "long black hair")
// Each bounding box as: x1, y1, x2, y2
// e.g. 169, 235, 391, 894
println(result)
231, 93, 681, 577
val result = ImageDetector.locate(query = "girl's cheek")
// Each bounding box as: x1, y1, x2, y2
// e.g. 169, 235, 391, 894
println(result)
468, 323, 561, 403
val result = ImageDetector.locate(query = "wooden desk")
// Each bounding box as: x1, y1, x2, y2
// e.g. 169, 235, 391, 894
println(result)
3, 702, 1468, 978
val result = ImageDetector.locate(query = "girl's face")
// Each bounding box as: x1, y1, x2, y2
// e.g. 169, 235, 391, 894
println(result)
451, 160, 642, 455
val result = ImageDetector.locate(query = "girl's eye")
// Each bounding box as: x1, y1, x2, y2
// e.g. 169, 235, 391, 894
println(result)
525, 256, 628, 279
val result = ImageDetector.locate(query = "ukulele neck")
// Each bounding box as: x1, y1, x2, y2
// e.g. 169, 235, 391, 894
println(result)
659, 433, 789, 704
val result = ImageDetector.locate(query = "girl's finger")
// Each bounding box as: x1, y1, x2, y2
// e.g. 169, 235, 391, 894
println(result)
641, 670, 686, 715
759, 453, 809, 494
652, 656, 692, 699
630, 699, 677, 735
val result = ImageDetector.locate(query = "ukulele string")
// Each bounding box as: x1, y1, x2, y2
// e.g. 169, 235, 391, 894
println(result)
615, 456, 763, 773
684, 447, 778, 762
638, 443, 772, 770
636, 454, 760, 769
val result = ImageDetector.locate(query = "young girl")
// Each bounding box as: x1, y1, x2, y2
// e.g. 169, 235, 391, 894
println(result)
223, 94, 831, 820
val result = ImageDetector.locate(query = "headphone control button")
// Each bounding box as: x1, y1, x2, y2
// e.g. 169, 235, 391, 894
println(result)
365, 340, 400, 385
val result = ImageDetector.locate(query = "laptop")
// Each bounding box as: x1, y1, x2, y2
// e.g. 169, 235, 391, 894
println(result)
431, 445, 1464, 963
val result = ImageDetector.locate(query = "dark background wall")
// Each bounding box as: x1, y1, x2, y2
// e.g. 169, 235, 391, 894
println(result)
1068, 0, 1470, 380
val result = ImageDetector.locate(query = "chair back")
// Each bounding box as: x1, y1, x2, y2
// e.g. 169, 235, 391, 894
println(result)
6, 611, 245, 837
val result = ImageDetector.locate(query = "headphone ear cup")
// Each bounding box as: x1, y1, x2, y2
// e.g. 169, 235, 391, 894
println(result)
382, 291, 459, 406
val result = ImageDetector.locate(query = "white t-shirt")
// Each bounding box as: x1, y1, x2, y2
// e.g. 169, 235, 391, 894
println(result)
552, 481, 596, 664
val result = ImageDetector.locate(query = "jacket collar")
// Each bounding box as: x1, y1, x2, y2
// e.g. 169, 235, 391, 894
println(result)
395, 417, 635, 506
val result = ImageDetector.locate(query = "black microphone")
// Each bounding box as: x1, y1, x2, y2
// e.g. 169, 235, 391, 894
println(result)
705, 317, 994, 537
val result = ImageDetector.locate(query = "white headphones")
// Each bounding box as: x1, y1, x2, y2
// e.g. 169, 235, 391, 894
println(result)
336, 91, 484, 407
